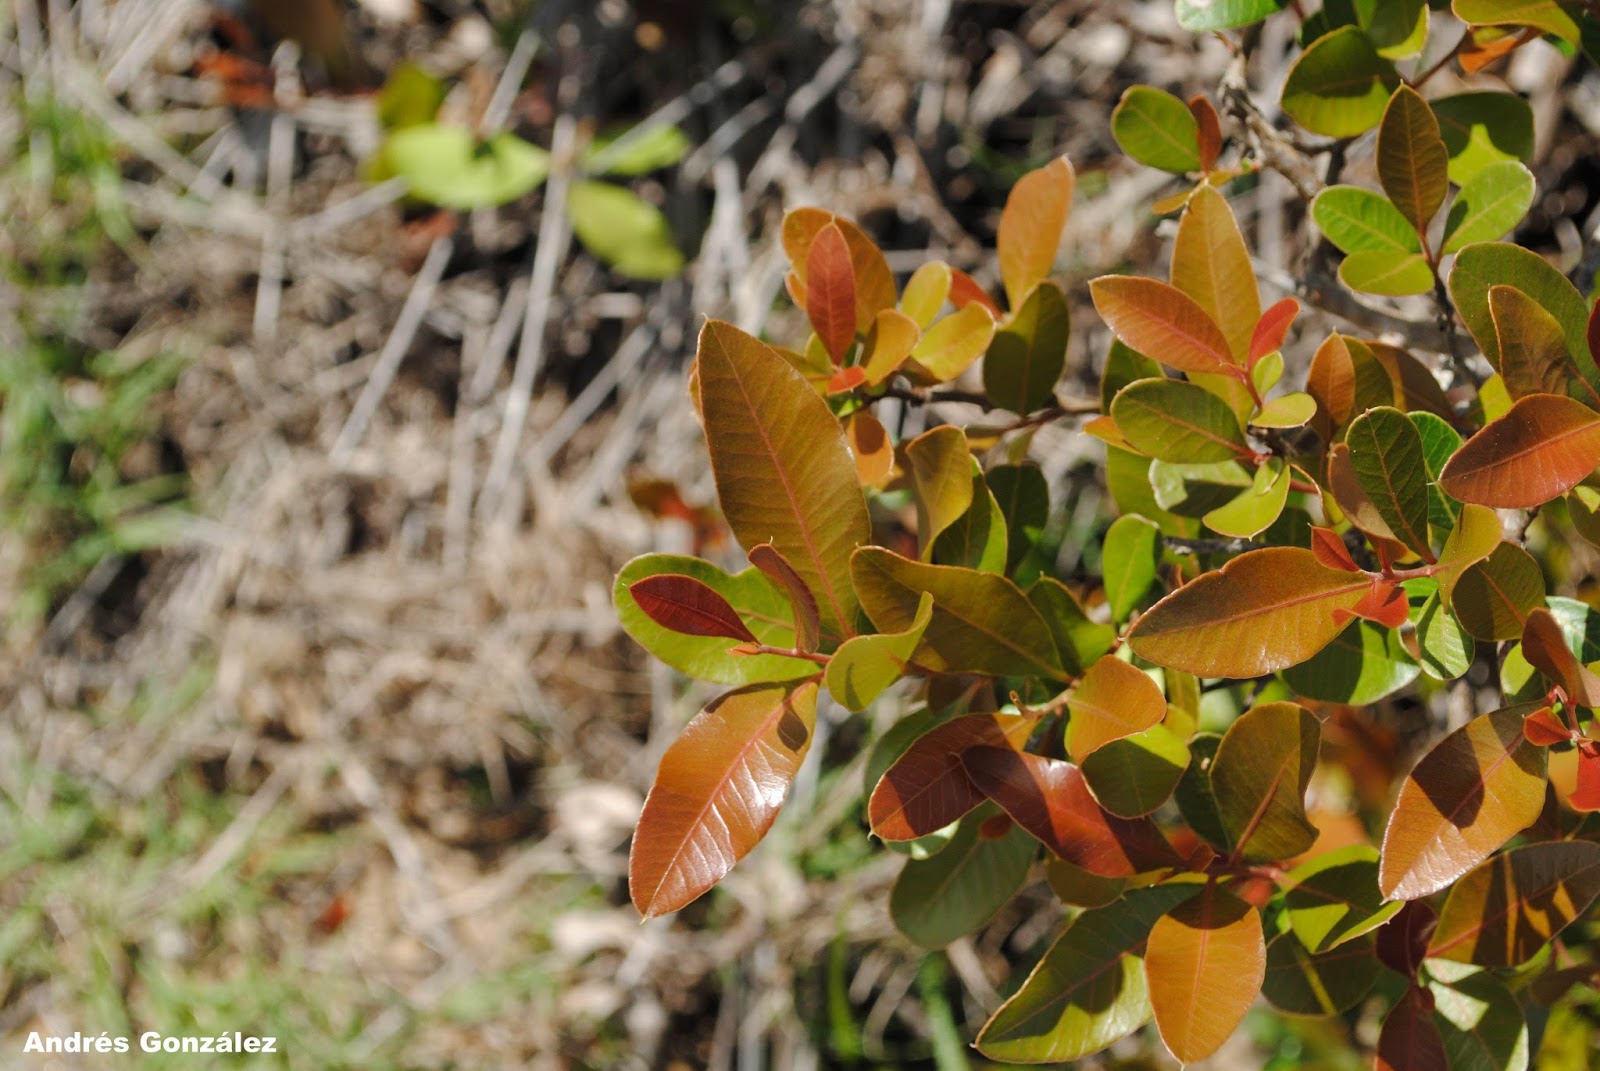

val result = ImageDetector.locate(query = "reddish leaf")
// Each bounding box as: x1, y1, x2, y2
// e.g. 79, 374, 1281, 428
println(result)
1523, 706, 1572, 747
629, 574, 760, 643
630, 679, 819, 917
1146, 885, 1265, 1063
868, 713, 1035, 840
1378, 704, 1549, 900
949, 268, 1003, 317
1128, 548, 1372, 678
1327, 443, 1400, 545
1189, 94, 1223, 171
1439, 393, 1600, 508
1428, 840, 1600, 965
1311, 527, 1361, 572
1376, 899, 1438, 978
960, 747, 1183, 876
781, 209, 896, 333
825, 365, 866, 394
1523, 606, 1600, 706
748, 544, 821, 655
1065, 654, 1168, 761
1573, 744, 1600, 811
997, 156, 1076, 310
1250, 297, 1300, 366
1334, 579, 1409, 630
1377, 987, 1447, 1071
1089, 275, 1237, 375
805, 222, 857, 363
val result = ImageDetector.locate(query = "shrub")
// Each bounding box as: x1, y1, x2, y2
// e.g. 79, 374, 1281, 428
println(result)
618, 2, 1600, 1064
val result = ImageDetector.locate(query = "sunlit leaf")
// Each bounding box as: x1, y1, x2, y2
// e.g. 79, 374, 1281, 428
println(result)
748, 543, 821, 654
1203, 457, 1290, 539
1111, 378, 1249, 463
845, 409, 894, 488
1175, 0, 1288, 30
826, 593, 932, 711
1453, 542, 1544, 642
583, 122, 689, 176
901, 261, 951, 329
1281, 27, 1402, 137
1411, 411, 1465, 539
1286, 844, 1404, 952
1377, 85, 1448, 236
1440, 393, 1600, 509
1453, 0, 1582, 42
1282, 620, 1421, 703
860, 309, 921, 384
890, 805, 1036, 947
868, 711, 1036, 840
782, 209, 897, 332
1378, 704, 1549, 900
1210, 701, 1320, 861
1312, 185, 1421, 254
911, 303, 998, 381
1111, 85, 1201, 173
1426, 959, 1531, 1071
1338, 249, 1435, 296
1146, 886, 1265, 1063
630, 679, 819, 917
932, 469, 1008, 573
1432, 91, 1534, 185
1489, 284, 1586, 401
1450, 243, 1593, 387
1028, 577, 1117, 677
1503, 596, 1600, 703
1067, 654, 1168, 760
1081, 724, 1190, 818
384, 125, 550, 209
1102, 514, 1161, 624
1089, 275, 1237, 375
906, 426, 974, 557
1172, 186, 1261, 362
804, 222, 857, 363
1523, 606, 1600, 706
1443, 161, 1536, 254
1436, 503, 1502, 605
1046, 857, 1128, 908
1417, 591, 1473, 681
567, 181, 684, 279
1429, 841, 1600, 967
998, 156, 1075, 311
696, 321, 870, 635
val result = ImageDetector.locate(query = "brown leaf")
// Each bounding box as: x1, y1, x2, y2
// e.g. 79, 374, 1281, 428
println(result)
1522, 606, 1600, 706
748, 544, 821, 654
868, 713, 1035, 840
1376, 987, 1447, 1071
629, 574, 759, 643
1428, 841, 1600, 966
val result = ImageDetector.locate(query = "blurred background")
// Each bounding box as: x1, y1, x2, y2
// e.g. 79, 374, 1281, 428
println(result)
2, 1, 1597, 1068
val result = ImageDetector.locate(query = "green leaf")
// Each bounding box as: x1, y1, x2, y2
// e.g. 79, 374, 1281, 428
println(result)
932, 470, 1009, 574
1129, 548, 1373, 678
1417, 591, 1473, 681
1281, 620, 1421, 703
615, 555, 818, 684
985, 281, 1070, 413
1203, 457, 1290, 539
1263, 932, 1382, 1016
1453, 0, 1582, 42
696, 321, 870, 636
1175, 0, 1288, 31
1250, 392, 1317, 429
1410, 411, 1464, 539
1312, 185, 1421, 254
1028, 578, 1117, 677
1346, 406, 1433, 558
566, 180, 684, 279
1285, 845, 1404, 952
1453, 542, 1545, 642
1281, 26, 1402, 137
889, 806, 1036, 947
1426, 959, 1531, 1071
1378, 703, 1549, 900
1081, 725, 1191, 818
851, 548, 1066, 679
376, 62, 445, 130
977, 882, 1202, 1061
1210, 702, 1320, 862
1432, 92, 1535, 185
1111, 378, 1248, 463
1110, 85, 1201, 173
1046, 858, 1128, 908
383, 125, 550, 210
988, 464, 1051, 575
1367, 0, 1429, 57
1338, 250, 1435, 296
1174, 734, 1230, 851
1102, 515, 1161, 624
584, 123, 689, 177
1429, 841, 1600, 967
1450, 243, 1593, 386
1151, 459, 1255, 516
1443, 161, 1536, 254
1377, 86, 1449, 236
1100, 340, 1164, 412
826, 593, 933, 711
907, 426, 975, 556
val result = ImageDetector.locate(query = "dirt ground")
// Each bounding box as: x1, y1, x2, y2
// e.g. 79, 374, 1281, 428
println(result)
4, 1, 1598, 1069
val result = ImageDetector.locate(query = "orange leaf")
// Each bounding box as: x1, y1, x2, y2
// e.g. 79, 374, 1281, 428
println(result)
997, 156, 1075, 310
1146, 885, 1265, 1063
629, 574, 759, 643
1377, 85, 1448, 238
1522, 706, 1571, 747
1311, 526, 1361, 572
1428, 841, 1600, 965
845, 409, 894, 488
1171, 185, 1260, 363
825, 365, 866, 394
1439, 393, 1600, 508
1128, 548, 1372, 678
1065, 654, 1167, 760
949, 268, 1003, 317
868, 712, 1035, 840
1250, 297, 1300, 366
1334, 579, 1409, 630
748, 544, 821, 655
630, 679, 819, 917
1378, 704, 1549, 900
1376, 987, 1446, 1071
805, 222, 857, 363
1573, 743, 1600, 811
1522, 606, 1600, 706
781, 208, 896, 333
1090, 275, 1237, 375
960, 747, 1183, 876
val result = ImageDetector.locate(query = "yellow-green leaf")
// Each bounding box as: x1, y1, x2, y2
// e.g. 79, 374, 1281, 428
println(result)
826, 593, 933, 711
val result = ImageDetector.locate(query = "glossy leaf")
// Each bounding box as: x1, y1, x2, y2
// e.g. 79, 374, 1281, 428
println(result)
781, 209, 896, 333
1440, 393, 1600, 509
1379, 704, 1549, 900
1128, 547, 1372, 678
1433, 91, 1535, 185
1146, 886, 1265, 1063
1211, 701, 1320, 862
1339, 249, 1435, 296
986, 280, 1070, 413
1377, 986, 1448, 1071
1286, 844, 1404, 952
748, 544, 820, 654
1173, 186, 1261, 363
804, 222, 856, 362
1102, 514, 1161, 624
566, 181, 685, 279
1111, 86, 1201, 173
1028, 577, 1117, 677
1282, 620, 1421, 703
890, 806, 1036, 947
826, 593, 932, 712
1427, 959, 1531, 1071
696, 321, 870, 635
1111, 378, 1248, 463
997, 156, 1075, 311
1346, 406, 1434, 559
1281, 26, 1401, 137
868, 711, 1036, 840
615, 555, 819, 684
1450, 243, 1592, 383
852, 548, 1066, 679
1443, 161, 1536, 254
906, 426, 974, 556
1378, 86, 1448, 237
1081, 724, 1191, 818
1263, 932, 1381, 1016
1067, 655, 1168, 761
630, 679, 819, 917
1489, 284, 1582, 401
1429, 841, 1600, 967
962, 748, 1182, 875
911, 303, 997, 382
1453, 542, 1544, 642
1312, 185, 1420, 254
976, 882, 1202, 1062
1175, 0, 1287, 31
1089, 276, 1236, 375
